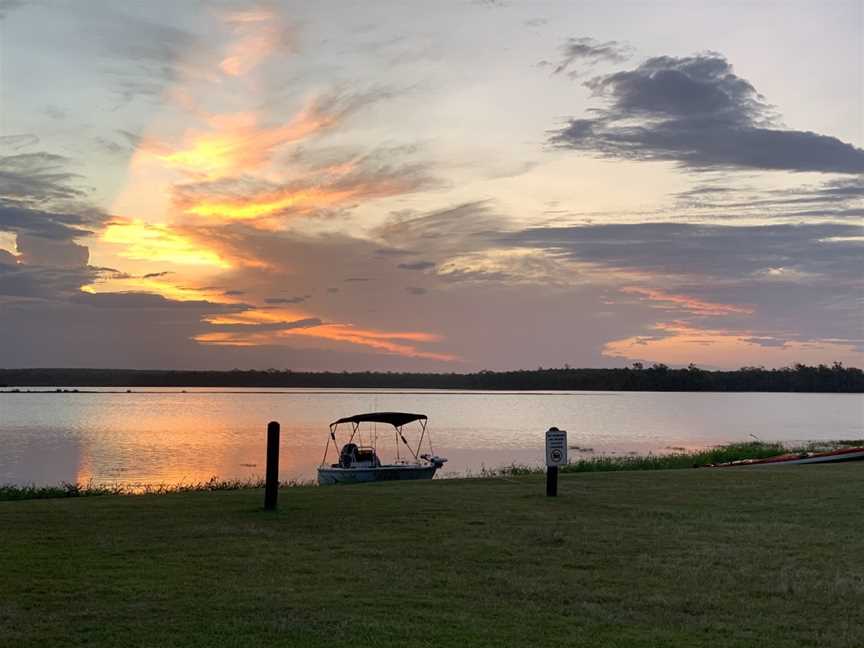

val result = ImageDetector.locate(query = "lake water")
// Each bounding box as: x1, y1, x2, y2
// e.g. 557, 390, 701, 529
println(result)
1, 389, 862, 487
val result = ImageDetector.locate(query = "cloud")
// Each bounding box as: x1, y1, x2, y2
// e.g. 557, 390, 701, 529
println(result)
0, 151, 109, 270
143, 90, 396, 181
217, 5, 294, 77
505, 222, 864, 281
88, 6, 204, 102
551, 53, 864, 173
397, 261, 435, 270
0, 205, 92, 242
603, 321, 864, 368
205, 316, 322, 333
169, 145, 435, 224
0, 153, 87, 207
71, 291, 239, 310
264, 296, 308, 304
0, 134, 38, 150
548, 37, 631, 78
101, 219, 230, 268
0, 263, 99, 300
16, 234, 89, 268
0, 0, 26, 20
672, 176, 864, 221
406, 286, 427, 295
620, 287, 753, 316
377, 201, 502, 254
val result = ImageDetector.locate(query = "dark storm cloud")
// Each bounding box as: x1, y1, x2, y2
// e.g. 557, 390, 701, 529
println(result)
223, 289, 245, 296
406, 286, 427, 295
397, 261, 435, 271
546, 37, 631, 78
551, 54, 864, 173
505, 222, 864, 280
142, 271, 172, 279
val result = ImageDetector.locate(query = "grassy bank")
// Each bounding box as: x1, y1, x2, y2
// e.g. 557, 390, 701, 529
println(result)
5, 441, 848, 501
2, 466, 863, 647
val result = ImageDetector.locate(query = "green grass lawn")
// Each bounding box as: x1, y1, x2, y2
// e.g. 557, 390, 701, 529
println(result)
2, 466, 863, 647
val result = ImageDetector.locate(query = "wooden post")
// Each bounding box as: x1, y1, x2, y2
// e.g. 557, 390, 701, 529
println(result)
264, 421, 280, 510
546, 465, 558, 497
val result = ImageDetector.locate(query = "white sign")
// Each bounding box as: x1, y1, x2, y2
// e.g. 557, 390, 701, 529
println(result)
545, 428, 568, 466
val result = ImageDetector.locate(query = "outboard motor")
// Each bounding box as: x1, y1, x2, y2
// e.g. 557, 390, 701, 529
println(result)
421, 454, 448, 469
339, 443, 359, 468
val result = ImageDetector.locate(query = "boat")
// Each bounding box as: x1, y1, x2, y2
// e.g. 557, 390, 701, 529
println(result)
317, 412, 447, 485
709, 446, 864, 468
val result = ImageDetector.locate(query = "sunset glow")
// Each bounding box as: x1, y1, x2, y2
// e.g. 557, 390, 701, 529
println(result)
102, 220, 230, 268
3, 1, 861, 370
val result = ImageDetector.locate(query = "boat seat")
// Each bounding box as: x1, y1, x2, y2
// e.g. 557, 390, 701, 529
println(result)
339, 443, 359, 468
356, 448, 381, 467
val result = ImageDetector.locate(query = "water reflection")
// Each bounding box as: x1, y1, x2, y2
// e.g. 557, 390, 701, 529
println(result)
1, 389, 861, 486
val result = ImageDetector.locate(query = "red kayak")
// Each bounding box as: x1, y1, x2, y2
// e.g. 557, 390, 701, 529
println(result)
711, 446, 864, 467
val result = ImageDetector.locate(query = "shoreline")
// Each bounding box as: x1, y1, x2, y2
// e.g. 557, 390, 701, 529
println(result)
5, 439, 862, 501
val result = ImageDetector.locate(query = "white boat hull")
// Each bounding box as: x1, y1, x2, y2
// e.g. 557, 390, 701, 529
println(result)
318, 464, 439, 485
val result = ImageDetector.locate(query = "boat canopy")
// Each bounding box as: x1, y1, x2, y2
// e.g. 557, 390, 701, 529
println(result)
330, 412, 427, 428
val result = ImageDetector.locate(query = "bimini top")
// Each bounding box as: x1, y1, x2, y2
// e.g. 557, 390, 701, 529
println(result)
330, 412, 427, 428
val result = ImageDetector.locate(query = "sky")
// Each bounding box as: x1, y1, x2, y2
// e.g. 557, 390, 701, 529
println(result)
0, 0, 862, 371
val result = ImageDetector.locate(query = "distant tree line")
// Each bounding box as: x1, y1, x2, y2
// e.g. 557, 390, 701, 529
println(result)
1, 363, 862, 392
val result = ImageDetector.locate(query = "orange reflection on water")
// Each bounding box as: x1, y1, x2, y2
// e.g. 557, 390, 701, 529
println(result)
58, 396, 327, 486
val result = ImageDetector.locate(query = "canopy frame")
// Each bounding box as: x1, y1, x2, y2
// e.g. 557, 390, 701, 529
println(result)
321, 412, 433, 468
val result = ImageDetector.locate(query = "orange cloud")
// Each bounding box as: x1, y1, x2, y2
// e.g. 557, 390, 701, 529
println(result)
79, 274, 247, 305
603, 321, 864, 368
198, 309, 456, 361
181, 186, 352, 221
219, 7, 288, 77
102, 219, 230, 268
177, 171, 421, 222
621, 287, 754, 316
144, 109, 334, 180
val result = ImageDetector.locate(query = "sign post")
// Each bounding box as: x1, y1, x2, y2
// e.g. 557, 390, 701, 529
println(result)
264, 421, 280, 510
545, 427, 567, 497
